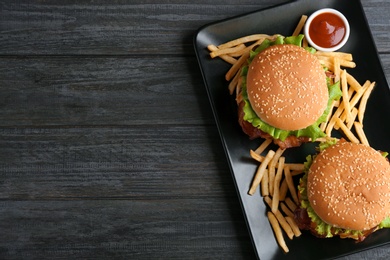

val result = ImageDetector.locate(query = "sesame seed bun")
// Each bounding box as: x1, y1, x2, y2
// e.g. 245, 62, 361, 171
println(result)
307, 141, 390, 231
246, 44, 328, 131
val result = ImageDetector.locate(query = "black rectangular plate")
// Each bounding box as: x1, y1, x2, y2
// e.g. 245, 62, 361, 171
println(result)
194, 0, 390, 259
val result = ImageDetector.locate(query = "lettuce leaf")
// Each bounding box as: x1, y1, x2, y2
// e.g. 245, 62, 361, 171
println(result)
241, 34, 342, 141
379, 216, 390, 229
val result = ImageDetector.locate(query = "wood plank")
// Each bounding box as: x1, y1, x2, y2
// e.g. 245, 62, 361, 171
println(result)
0, 199, 256, 259
0, 125, 244, 200
0, 0, 291, 55
0, 56, 215, 126
1, 0, 388, 55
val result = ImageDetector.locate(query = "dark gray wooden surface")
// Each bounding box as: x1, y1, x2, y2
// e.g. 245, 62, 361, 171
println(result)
0, 0, 389, 259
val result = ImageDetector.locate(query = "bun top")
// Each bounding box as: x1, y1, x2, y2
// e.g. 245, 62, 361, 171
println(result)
308, 141, 390, 231
246, 44, 328, 131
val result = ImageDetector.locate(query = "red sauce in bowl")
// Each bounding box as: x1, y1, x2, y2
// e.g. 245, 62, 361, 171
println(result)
308, 12, 346, 48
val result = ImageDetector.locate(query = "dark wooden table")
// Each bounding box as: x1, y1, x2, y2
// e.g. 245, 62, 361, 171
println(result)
0, 0, 389, 259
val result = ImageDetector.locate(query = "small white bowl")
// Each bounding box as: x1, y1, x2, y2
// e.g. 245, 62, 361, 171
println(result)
304, 8, 350, 52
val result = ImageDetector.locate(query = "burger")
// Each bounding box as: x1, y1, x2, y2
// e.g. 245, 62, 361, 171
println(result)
295, 139, 390, 241
237, 35, 342, 148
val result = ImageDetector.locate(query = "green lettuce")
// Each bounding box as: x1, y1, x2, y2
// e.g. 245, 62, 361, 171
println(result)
379, 216, 390, 229
241, 34, 342, 141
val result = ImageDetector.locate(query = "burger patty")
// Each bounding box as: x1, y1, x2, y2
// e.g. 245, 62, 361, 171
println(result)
237, 101, 310, 149
293, 207, 377, 242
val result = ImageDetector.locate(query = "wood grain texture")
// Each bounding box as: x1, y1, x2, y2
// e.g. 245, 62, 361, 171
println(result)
0, 56, 213, 126
0, 0, 291, 55
0, 126, 233, 200
0, 0, 389, 259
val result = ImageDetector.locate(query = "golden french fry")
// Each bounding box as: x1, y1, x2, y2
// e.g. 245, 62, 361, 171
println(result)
333, 80, 371, 132
280, 202, 294, 218
267, 211, 289, 253
284, 163, 304, 172
336, 118, 360, 143
269, 148, 285, 196
285, 216, 302, 237
261, 169, 269, 197
279, 179, 288, 201
346, 107, 358, 129
229, 39, 264, 57
272, 157, 285, 213
341, 69, 352, 124
218, 34, 278, 49
320, 100, 337, 131
333, 57, 340, 84
302, 36, 308, 48
207, 44, 237, 64
358, 81, 375, 123
218, 34, 276, 49
249, 150, 275, 195
228, 66, 242, 95
292, 15, 308, 36
250, 149, 264, 163
254, 138, 273, 154
285, 197, 298, 212
346, 72, 363, 92
291, 170, 304, 176
225, 51, 249, 81
265, 197, 294, 240
315, 51, 353, 61
210, 43, 246, 58
354, 121, 369, 146
284, 166, 299, 205
326, 104, 344, 136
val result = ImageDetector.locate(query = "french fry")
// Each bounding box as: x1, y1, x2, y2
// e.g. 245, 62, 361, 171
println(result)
210, 43, 246, 58
267, 211, 289, 253
315, 51, 353, 61
254, 138, 273, 154
285, 216, 302, 237
320, 100, 337, 131
218, 34, 275, 49
358, 81, 375, 123
333, 57, 341, 84
341, 69, 352, 124
285, 197, 298, 212
292, 15, 307, 36
291, 170, 304, 176
279, 179, 289, 201
354, 121, 369, 146
346, 107, 358, 129
265, 197, 294, 240
228, 66, 242, 95
284, 166, 299, 205
336, 118, 360, 143
346, 72, 363, 92
249, 150, 275, 195
326, 105, 344, 136
269, 148, 285, 196
284, 163, 304, 172
272, 157, 285, 213
261, 169, 269, 197
229, 39, 264, 57
250, 149, 265, 163
280, 202, 294, 218
207, 44, 237, 64
225, 51, 250, 81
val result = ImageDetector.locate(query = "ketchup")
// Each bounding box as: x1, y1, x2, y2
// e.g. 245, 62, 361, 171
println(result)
309, 12, 346, 48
